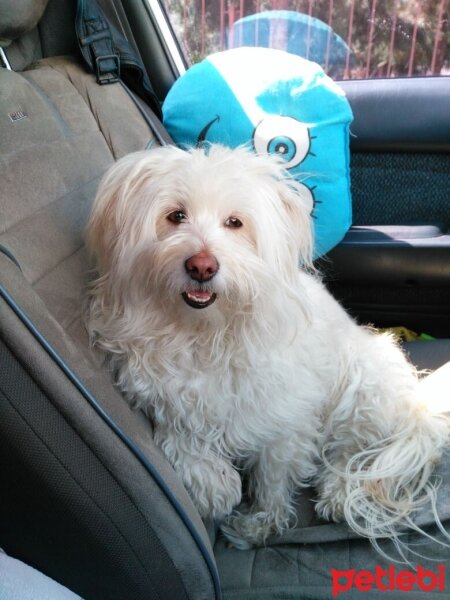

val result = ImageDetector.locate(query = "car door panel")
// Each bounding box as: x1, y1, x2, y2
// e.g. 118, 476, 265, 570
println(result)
324, 78, 450, 336
340, 77, 450, 153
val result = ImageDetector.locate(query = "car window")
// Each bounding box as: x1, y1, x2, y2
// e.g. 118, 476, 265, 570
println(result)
160, 0, 449, 79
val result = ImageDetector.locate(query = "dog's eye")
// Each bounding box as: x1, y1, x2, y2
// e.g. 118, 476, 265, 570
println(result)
225, 216, 243, 229
167, 210, 187, 224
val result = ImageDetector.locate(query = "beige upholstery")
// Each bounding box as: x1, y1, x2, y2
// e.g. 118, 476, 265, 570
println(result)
0, 55, 156, 333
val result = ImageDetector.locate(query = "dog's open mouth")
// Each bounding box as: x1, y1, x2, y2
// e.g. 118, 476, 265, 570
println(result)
182, 289, 217, 309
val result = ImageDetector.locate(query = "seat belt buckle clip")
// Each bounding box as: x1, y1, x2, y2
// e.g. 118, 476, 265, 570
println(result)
95, 54, 120, 85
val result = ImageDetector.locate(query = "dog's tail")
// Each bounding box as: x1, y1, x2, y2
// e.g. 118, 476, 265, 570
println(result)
340, 410, 450, 559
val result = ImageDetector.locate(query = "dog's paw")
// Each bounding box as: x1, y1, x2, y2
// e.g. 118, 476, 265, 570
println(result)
220, 518, 255, 550
315, 497, 345, 522
220, 503, 292, 549
182, 458, 242, 519
315, 476, 347, 522
221, 511, 271, 548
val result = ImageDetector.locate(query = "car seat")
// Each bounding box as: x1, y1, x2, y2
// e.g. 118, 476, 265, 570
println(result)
0, 0, 219, 597
0, 1, 449, 599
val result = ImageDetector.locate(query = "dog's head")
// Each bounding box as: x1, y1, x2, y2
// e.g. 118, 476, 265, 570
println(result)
87, 145, 313, 323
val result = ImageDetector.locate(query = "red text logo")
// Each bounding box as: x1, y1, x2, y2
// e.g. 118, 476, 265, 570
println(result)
331, 565, 445, 597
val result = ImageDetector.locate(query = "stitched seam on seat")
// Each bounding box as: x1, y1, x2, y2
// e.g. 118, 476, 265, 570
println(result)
0, 129, 107, 166
0, 169, 102, 237
21, 71, 77, 138
32, 244, 85, 287
45, 59, 145, 159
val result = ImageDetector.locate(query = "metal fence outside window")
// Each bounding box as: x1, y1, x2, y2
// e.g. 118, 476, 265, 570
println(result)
162, 0, 449, 79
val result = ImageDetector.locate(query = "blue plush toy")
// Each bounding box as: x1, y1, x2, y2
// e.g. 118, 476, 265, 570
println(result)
163, 47, 353, 257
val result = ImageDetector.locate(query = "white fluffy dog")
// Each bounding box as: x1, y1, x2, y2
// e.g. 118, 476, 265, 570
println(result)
86, 145, 449, 553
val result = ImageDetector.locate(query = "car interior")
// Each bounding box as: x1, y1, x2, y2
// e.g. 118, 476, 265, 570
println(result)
0, 0, 449, 598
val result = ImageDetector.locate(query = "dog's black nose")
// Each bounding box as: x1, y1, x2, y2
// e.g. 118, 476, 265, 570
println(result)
185, 251, 219, 282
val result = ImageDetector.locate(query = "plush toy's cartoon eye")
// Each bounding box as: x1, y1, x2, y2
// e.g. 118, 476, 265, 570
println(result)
253, 116, 313, 169
267, 136, 297, 162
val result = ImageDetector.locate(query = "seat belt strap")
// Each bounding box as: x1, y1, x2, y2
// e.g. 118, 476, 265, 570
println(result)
77, 0, 120, 85
119, 81, 173, 147
76, 0, 162, 119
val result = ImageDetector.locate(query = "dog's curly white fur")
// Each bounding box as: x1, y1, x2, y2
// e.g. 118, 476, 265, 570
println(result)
86, 145, 450, 553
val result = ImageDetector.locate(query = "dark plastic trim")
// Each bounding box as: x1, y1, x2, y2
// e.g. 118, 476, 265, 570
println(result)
339, 77, 450, 152
326, 225, 450, 286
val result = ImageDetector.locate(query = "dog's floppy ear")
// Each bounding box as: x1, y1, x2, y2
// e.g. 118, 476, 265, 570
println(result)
87, 150, 146, 273
243, 150, 314, 283
276, 176, 314, 272
86, 147, 185, 274
258, 169, 314, 286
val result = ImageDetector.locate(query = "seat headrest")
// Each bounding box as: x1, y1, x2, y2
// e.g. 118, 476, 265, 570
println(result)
0, 0, 49, 47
